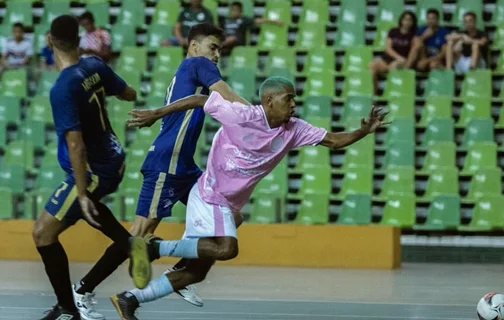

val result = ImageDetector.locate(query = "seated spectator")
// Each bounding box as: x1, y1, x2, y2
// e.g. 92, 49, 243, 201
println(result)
1, 23, 33, 71
78, 11, 111, 62
163, 0, 214, 48
368, 11, 419, 93
416, 8, 449, 72
446, 12, 488, 75
41, 31, 56, 70
220, 1, 283, 53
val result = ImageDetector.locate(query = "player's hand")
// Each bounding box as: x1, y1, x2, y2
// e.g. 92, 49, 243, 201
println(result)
79, 196, 101, 228
127, 109, 158, 128
422, 27, 435, 39
361, 106, 391, 134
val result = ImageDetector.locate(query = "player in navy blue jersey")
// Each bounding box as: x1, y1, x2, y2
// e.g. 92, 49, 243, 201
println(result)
31, 15, 151, 320
72, 23, 249, 318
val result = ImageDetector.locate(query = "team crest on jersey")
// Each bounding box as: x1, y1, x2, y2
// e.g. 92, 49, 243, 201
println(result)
271, 137, 283, 152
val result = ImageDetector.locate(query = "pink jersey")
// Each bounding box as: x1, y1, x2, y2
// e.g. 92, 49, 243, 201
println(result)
198, 91, 327, 211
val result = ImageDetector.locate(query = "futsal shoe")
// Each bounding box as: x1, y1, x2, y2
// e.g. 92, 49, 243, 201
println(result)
110, 292, 139, 320
144, 233, 161, 261
164, 268, 204, 307
72, 285, 105, 320
128, 236, 152, 289
40, 305, 81, 320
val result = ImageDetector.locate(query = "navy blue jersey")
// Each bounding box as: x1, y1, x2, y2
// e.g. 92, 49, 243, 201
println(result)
50, 56, 127, 179
142, 56, 222, 175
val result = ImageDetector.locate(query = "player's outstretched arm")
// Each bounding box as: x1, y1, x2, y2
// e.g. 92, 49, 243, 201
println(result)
116, 86, 137, 102
127, 95, 209, 128
209, 80, 251, 106
320, 106, 390, 150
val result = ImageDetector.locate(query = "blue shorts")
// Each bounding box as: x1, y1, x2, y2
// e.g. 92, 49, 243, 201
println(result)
45, 172, 122, 226
136, 171, 201, 219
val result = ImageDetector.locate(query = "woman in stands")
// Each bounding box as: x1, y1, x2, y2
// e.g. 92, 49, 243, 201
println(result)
368, 11, 420, 94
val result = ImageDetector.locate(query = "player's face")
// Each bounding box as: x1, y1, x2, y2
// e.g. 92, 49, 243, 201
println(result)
193, 36, 222, 64
270, 86, 296, 124
464, 15, 476, 31
230, 6, 242, 19
426, 13, 439, 28
80, 18, 94, 33
13, 27, 23, 41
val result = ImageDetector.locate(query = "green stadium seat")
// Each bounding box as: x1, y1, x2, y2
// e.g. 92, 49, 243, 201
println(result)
339, 136, 374, 171
304, 48, 335, 75
340, 0, 366, 25
378, 166, 415, 199
135, 123, 160, 144
466, 168, 502, 201
496, 49, 504, 74
460, 70, 492, 99
424, 70, 455, 97
497, 106, 504, 129
422, 118, 455, 147
341, 71, 374, 98
372, 21, 395, 50
4, 140, 34, 172
0, 188, 14, 220
37, 71, 59, 96
0, 121, 6, 150
335, 167, 373, 199
153, 0, 180, 25
418, 96, 452, 127
0, 69, 27, 98
450, 0, 484, 29
146, 24, 173, 52
121, 161, 143, 192
111, 24, 136, 52
337, 194, 372, 225
108, 99, 133, 122
295, 23, 326, 50
0, 26, 10, 54
341, 95, 372, 125
380, 194, 416, 228
383, 70, 416, 98
422, 168, 459, 201
306, 117, 331, 131
265, 0, 291, 24
295, 193, 329, 225
386, 96, 415, 121
341, 46, 373, 74
110, 119, 126, 147
0, 165, 24, 194
334, 22, 365, 49
491, 0, 504, 25
5, 1, 33, 26
228, 68, 256, 102
303, 71, 335, 98
26, 188, 54, 220
0, 96, 21, 125
382, 141, 415, 168
419, 142, 457, 173
145, 95, 164, 110
43, 142, 59, 166
417, 0, 443, 26
229, 0, 254, 17
414, 195, 461, 231
266, 48, 296, 75
154, 47, 184, 74
492, 24, 504, 49
297, 167, 331, 196
462, 119, 495, 148
117, 0, 145, 27
20, 120, 46, 151
458, 196, 504, 232
258, 25, 288, 50
300, 0, 329, 27
303, 96, 332, 119
127, 140, 150, 164
457, 97, 491, 128
87, 1, 109, 27
228, 47, 258, 73
376, 0, 404, 23
295, 146, 331, 171
116, 69, 141, 95
254, 161, 288, 197
383, 118, 415, 145
117, 47, 147, 73
164, 201, 186, 223
35, 164, 65, 190
268, 68, 295, 83
250, 196, 283, 224
34, 24, 50, 54
149, 71, 173, 99
204, 0, 219, 24
122, 189, 139, 221
42, 0, 70, 26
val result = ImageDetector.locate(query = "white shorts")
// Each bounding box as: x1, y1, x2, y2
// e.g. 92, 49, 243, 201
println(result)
455, 56, 486, 75
182, 182, 237, 240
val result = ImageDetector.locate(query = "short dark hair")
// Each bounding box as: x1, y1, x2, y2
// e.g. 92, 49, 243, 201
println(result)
13, 22, 24, 30
464, 11, 477, 20
50, 15, 80, 52
231, 1, 243, 10
426, 8, 440, 18
79, 11, 95, 23
259, 77, 294, 98
188, 23, 225, 43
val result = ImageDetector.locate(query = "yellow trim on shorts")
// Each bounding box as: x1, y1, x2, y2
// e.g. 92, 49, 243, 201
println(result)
54, 186, 78, 221
148, 172, 167, 219
87, 174, 100, 193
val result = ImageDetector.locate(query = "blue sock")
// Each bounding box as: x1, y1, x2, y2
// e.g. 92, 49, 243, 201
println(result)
128, 275, 174, 303
158, 239, 199, 259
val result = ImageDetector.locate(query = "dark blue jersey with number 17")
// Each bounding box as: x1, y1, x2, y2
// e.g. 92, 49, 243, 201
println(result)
50, 56, 127, 180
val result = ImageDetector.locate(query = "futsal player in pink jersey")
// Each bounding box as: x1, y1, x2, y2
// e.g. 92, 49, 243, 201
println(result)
112, 77, 389, 318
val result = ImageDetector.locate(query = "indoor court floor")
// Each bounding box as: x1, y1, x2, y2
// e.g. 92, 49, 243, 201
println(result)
0, 261, 498, 319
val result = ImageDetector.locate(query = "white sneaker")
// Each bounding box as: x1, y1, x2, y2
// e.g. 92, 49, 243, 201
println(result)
72, 285, 106, 320
164, 268, 204, 307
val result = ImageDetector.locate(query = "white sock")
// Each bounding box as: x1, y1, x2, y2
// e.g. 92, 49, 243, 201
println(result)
128, 275, 174, 303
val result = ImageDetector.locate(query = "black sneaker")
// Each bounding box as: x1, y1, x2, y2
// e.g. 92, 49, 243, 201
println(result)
40, 305, 81, 320
110, 292, 139, 320
128, 236, 152, 289
144, 233, 161, 261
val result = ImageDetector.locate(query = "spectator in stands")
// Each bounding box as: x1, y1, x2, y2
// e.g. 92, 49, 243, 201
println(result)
41, 31, 56, 71
445, 12, 488, 75
219, 1, 284, 53
78, 11, 111, 62
1, 23, 33, 71
368, 11, 419, 93
416, 8, 449, 72
162, 0, 214, 48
